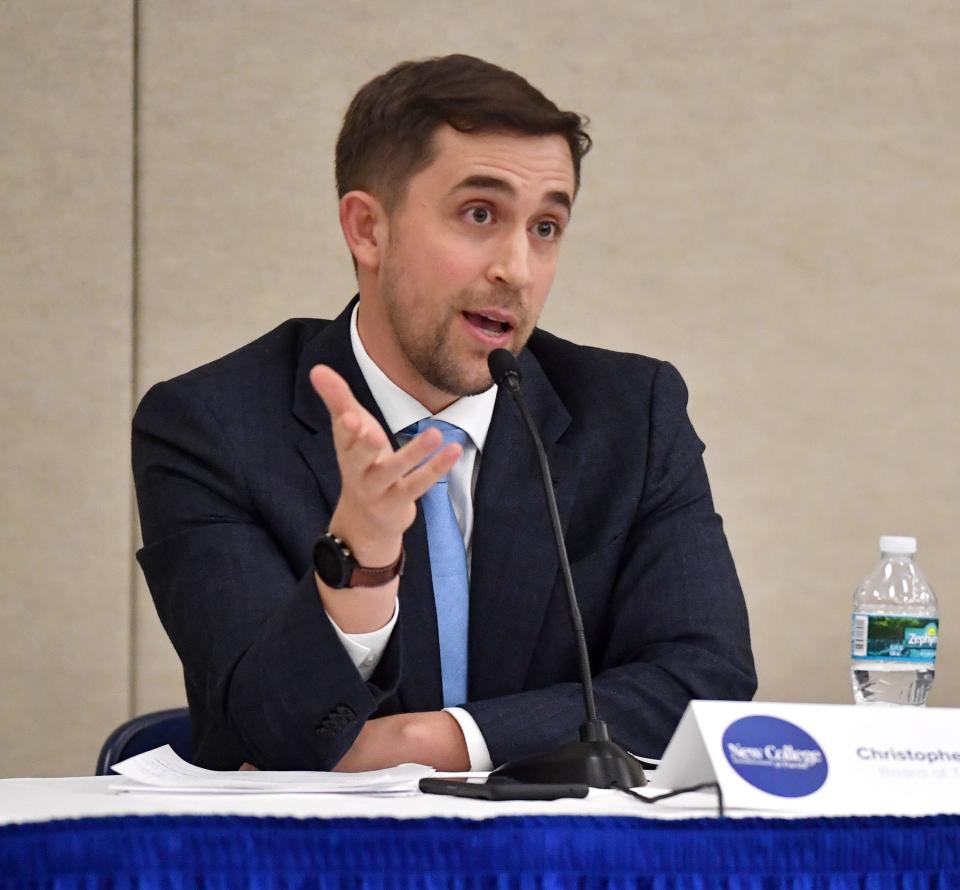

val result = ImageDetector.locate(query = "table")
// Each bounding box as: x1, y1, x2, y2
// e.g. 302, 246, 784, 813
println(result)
1, 777, 958, 888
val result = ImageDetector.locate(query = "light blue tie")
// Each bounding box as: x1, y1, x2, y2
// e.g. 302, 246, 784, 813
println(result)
402, 419, 469, 708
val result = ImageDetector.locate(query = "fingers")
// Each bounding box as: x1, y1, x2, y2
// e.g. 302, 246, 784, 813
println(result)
396, 442, 462, 501
336, 408, 390, 455
309, 364, 359, 421
309, 362, 463, 544
311, 364, 389, 457
364, 426, 442, 489
311, 363, 461, 496
363, 429, 463, 501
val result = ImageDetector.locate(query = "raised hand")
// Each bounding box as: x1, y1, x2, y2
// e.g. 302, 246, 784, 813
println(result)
309, 363, 461, 576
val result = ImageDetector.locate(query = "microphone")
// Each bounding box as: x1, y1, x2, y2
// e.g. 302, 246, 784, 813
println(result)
485, 349, 647, 790
486, 348, 521, 392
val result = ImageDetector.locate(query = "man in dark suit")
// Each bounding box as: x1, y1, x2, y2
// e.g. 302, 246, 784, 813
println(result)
133, 55, 756, 772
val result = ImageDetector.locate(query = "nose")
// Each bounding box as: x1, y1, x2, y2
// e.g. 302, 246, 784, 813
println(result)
486, 228, 532, 291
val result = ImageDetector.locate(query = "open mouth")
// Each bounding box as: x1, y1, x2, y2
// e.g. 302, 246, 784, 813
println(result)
462, 311, 513, 339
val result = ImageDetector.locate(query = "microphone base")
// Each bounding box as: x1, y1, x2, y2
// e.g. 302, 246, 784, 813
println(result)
490, 721, 647, 789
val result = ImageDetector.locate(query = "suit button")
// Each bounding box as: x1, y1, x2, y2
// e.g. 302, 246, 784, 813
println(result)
315, 705, 355, 737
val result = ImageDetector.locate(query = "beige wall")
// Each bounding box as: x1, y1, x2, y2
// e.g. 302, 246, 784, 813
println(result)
0, 1, 134, 776
2, 0, 957, 776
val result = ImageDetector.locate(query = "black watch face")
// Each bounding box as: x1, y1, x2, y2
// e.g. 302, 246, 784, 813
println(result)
314, 538, 350, 588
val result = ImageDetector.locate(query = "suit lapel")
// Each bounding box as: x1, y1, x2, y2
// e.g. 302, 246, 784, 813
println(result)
468, 348, 582, 701
292, 299, 378, 513
291, 298, 443, 712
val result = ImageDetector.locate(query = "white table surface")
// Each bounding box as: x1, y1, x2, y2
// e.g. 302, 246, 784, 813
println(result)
0, 776, 750, 826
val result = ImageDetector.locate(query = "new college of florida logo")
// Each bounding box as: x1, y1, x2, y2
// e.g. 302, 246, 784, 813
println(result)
722, 715, 829, 798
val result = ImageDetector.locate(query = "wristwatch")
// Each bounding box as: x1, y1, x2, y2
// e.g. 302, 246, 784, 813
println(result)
312, 531, 405, 589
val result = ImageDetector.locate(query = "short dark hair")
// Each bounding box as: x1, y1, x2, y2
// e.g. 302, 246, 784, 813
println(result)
335, 54, 591, 212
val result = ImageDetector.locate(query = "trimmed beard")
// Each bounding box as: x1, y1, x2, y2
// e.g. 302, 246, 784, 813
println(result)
380, 262, 530, 398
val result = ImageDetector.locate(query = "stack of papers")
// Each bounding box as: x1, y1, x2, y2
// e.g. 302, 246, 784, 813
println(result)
110, 745, 434, 796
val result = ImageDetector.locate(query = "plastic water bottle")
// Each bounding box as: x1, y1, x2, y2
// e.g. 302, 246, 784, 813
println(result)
850, 536, 938, 706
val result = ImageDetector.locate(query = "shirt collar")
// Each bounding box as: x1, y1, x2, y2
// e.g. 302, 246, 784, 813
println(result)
349, 301, 497, 451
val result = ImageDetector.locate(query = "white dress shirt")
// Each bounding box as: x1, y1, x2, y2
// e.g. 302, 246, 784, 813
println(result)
325, 302, 497, 771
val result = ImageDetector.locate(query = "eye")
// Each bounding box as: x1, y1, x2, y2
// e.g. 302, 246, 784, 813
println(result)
465, 206, 493, 225
534, 220, 561, 240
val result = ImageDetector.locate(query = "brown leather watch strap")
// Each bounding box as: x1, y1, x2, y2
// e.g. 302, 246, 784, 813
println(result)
348, 546, 406, 588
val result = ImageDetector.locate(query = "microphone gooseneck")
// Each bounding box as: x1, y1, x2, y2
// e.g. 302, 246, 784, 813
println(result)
487, 349, 597, 724
485, 349, 646, 790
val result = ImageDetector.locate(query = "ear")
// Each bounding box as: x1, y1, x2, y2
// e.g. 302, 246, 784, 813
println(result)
339, 191, 387, 272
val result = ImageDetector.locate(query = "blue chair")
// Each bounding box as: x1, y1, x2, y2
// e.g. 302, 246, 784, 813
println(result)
96, 708, 192, 775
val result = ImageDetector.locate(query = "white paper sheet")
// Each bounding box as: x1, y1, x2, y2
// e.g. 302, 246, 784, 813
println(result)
110, 745, 433, 795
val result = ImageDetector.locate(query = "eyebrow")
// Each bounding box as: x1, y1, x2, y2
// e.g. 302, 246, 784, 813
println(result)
449, 175, 572, 213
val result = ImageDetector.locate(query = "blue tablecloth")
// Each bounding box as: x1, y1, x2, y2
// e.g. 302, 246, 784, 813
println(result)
2, 813, 958, 888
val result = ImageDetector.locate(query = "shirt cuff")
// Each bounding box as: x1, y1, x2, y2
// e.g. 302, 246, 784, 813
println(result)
327, 599, 399, 682
444, 706, 494, 772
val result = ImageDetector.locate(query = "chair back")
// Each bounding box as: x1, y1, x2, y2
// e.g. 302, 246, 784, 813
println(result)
96, 708, 192, 775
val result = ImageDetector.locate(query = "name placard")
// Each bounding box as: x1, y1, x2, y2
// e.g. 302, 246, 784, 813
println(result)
651, 701, 960, 816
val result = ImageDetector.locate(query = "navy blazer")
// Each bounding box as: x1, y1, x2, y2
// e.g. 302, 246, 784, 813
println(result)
133, 299, 756, 770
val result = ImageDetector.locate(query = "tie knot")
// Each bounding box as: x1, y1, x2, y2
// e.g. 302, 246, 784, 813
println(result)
405, 418, 468, 450
399, 420, 467, 485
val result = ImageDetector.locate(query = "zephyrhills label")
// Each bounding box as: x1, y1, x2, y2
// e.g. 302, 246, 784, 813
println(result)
851, 614, 938, 662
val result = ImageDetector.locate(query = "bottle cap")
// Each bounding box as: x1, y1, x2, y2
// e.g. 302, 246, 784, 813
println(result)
879, 535, 917, 555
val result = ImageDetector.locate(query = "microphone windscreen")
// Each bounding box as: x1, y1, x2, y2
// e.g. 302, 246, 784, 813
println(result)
487, 349, 521, 387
